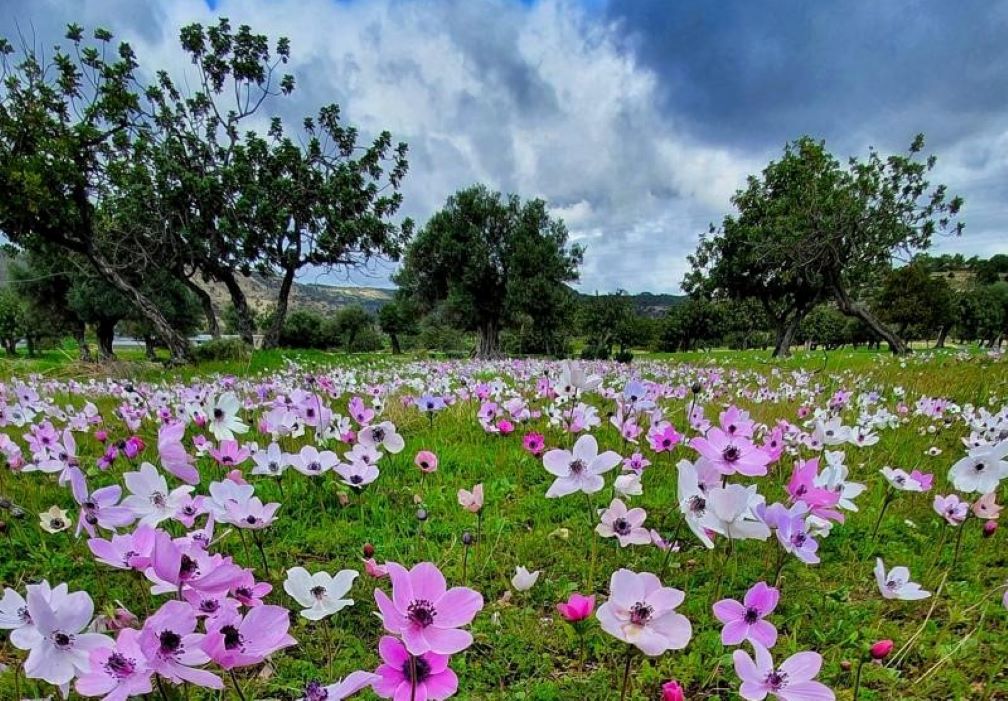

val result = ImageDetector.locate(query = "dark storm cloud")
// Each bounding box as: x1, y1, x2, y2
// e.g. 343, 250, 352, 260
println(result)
605, 0, 1008, 150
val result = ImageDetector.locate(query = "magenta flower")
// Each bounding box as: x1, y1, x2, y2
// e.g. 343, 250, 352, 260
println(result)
158, 421, 199, 485
414, 450, 439, 474
713, 581, 779, 648
910, 469, 934, 491
933, 494, 969, 525
149, 530, 243, 595
786, 459, 843, 523
374, 562, 483, 655
690, 428, 771, 477
210, 439, 250, 468
75, 627, 153, 699
647, 422, 681, 453
523, 432, 546, 456
622, 452, 651, 473
372, 635, 458, 700
139, 600, 223, 689
596, 498, 651, 547
201, 604, 296, 669
556, 593, 595, 623
596, 569, 692, 656
733, 642, 834, 701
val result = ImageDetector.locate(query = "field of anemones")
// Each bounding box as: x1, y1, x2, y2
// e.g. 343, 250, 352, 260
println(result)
0, 348, 1005, 700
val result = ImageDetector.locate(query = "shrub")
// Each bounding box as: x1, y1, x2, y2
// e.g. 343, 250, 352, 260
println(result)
193, 337, 251, 362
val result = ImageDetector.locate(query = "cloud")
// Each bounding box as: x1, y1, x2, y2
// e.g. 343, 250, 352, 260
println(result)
1, 0, 1003, 294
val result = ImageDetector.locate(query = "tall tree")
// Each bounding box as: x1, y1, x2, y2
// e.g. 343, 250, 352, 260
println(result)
0, 26, 194, 361
141, 18, 295, 345
687, 135, 962, 355
395, 185, 583, 358
234, 105, 411, 349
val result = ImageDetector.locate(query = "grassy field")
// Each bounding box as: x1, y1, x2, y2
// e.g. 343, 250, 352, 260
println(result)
0, 346, 1005, 700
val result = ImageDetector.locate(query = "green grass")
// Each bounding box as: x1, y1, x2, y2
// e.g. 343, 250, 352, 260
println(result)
0, 347, 1006, 700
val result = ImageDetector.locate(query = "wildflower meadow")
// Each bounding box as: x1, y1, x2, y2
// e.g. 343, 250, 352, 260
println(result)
0, 348, 1005, 700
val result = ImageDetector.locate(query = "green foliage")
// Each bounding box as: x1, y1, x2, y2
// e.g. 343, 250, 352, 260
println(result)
689, 134, 963, 355
799, 305, 851, 349
192, 337, 252, 362
0, 288, 27, 354
278, 309, 339, 349
875, 264, 955, 341
395, 184, 583, 357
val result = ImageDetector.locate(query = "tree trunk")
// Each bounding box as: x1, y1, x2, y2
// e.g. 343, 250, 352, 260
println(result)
96, 319, 116, 360
85, 250, 192, 363
389, 332, 402, 355
3, 338, 15, 355
262, 265, 296, 350
830, 280, 909, 355
184, 277, 220, 338
144, 336, 157, 361
935, 325, 948, 349
218, 270, 255, 346
772, 313, 801, 358
475, 320, 500, 359
25, 334, 35, 357
72, 322, 92, 362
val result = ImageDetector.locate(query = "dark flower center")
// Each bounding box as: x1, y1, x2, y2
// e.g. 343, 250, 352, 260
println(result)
17, 606, 31, 624
722, 446, 740, 463
792, 532, 808, 547
569, 459, 586, 476
235, 586, 253, 600
407, 599, 437, 627
975, 462, 986, 472
371, 428, 386, 442
104, 652, 136, 678
268, 462, 279, 472
49, 518, 65, 529
744, 607, 760, 624
200, 599, 219, 613
402, 655, 432, 683
613, 518, 631, 536
245, 515, 258, 525
52, 631, 72, 648
311, 585, 327, 600
159, 630, 183, 655
213, 408, 224, 420
180, 555, 198, 580
221, 624, 243, 650
629, 602, 653, 626
350, 475, 363, 484
304, 681, 329, 701
308, 462, 322, 472
150, 491, 167, 509
765, 670, 788, 690
688, 495, 706, 515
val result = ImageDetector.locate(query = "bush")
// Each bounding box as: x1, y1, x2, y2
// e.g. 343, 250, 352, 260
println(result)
348, 326, 385, 352
279, 309, 340, 349
613, 349, 634, 364
193, 337, 251, 362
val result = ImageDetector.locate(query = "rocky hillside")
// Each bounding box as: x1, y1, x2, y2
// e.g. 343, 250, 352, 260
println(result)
197, 273, 395, 316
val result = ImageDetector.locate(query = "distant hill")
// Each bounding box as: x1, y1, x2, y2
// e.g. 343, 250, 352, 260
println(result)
627, 292, 688, 317
197, 273, 395, 316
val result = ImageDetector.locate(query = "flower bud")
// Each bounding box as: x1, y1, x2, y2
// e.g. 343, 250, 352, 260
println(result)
462, 532, 474, 546
869, 639, 893, 660
983, 520, 998, 538
662, 680, 686, 701
691, 382, 702, 394
840, 660, 852, 672
416, 508, 428, 522
362, 542, 375, 558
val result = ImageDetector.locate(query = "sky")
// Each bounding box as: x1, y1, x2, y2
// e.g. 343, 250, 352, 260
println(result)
3, 0, 1006, 293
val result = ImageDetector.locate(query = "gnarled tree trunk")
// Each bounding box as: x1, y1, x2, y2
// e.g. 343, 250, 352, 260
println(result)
830, 278, 909, 355
217, 270, 256, 346
184, 277, 220, 339
95, 319, 116, 360
72, 322, 92, 362
85, 250, 192, 363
